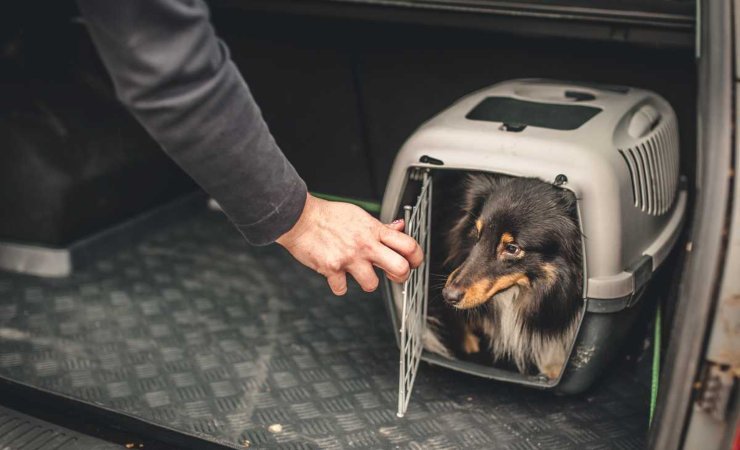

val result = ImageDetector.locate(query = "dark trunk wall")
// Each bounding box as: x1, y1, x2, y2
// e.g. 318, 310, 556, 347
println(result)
0, 4, 196, 246
212, 9, 696, 197
0, 4, 695, 245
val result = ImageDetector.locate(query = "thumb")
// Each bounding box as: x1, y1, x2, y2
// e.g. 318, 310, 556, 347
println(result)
386, 218, 406, 233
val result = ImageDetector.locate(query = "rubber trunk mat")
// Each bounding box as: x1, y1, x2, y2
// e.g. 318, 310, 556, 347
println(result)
0, 404, 119, 449
0, 209, 649, 449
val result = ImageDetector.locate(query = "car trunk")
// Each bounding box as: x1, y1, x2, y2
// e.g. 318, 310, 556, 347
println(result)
0, 2, 697, 449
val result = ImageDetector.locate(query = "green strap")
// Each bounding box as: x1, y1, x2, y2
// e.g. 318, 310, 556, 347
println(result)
649, 304, 662, 425
310, 192, 381, 213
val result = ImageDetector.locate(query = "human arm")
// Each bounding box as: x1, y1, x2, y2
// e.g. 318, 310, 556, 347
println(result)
76, 0, 423, 292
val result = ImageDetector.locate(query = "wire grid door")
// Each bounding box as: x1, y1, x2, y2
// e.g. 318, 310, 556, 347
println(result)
397, 170, 432, 418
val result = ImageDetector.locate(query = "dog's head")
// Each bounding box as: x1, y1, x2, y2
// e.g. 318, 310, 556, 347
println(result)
442, 174, 583, 325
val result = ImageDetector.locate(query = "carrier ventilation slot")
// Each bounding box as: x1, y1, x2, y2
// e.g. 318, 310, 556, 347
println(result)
619, 115, 679, 215
397, 170, 431, 418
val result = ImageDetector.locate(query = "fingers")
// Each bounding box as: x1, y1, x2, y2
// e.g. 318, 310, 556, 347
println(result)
379, 226, 424, 269
387, 219, 405, 232
327, 265, 380, 295
321, 216, 423, 295
326, 273, 348, 296
347, 263, 380, 293
371, 243, 410, 283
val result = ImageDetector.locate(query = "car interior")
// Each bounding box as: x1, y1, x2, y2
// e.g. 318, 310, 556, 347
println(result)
2, 1, 736, 449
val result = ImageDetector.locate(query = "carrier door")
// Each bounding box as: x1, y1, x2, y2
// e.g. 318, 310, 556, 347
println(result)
397, 170, 432, 418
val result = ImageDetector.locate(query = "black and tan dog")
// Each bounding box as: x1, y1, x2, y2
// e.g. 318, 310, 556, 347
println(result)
436, 174, 583, 380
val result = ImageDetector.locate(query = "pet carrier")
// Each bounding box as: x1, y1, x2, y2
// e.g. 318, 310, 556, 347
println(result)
380, 79, 687, 417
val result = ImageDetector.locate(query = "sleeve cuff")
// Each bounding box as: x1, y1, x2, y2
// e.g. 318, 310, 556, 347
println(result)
234, 178, 307, 246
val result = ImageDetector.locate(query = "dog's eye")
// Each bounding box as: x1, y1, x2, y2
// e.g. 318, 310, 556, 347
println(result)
504, 244, 520, 255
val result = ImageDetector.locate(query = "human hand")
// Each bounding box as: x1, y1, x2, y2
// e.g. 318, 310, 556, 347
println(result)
276, 194, 424, 295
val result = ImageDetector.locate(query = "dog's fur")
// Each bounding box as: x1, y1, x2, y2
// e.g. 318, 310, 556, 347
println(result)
433, 174, 583, 379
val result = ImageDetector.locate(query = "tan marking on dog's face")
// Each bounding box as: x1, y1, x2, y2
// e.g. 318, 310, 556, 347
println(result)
455, 273, 530, 309
483, 272, 531, 299
500, 232, 514, 245
541, 262, 557, 286
475, 219, 483, 236
455, 278, 493, 309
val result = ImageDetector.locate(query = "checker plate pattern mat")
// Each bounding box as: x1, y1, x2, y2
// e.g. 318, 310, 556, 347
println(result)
0, 405, 119, 449
0, 211, 649, 449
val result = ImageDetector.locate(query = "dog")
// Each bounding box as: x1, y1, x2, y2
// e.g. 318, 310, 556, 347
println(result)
431, 173, 584, 380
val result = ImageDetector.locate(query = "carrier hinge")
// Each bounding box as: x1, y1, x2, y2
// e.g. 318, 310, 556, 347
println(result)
409, 167, 430, 181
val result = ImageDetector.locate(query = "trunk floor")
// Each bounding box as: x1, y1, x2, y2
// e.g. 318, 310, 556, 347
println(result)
0, 404, 119, 449
0, 210, 649, 449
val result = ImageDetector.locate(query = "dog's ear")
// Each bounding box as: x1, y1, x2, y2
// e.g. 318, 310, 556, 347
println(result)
463, 173, 498, 218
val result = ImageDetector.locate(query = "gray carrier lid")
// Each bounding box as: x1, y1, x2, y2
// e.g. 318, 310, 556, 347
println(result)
381, 79, 687, 304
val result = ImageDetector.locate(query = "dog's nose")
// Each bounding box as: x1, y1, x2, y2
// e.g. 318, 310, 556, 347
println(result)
442, 286, 464, 304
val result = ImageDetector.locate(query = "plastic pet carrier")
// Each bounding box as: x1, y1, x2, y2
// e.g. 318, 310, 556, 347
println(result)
380, 79, 687, 417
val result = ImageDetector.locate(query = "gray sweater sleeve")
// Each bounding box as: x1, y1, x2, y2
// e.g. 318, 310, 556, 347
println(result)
76, 0, 307, 245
